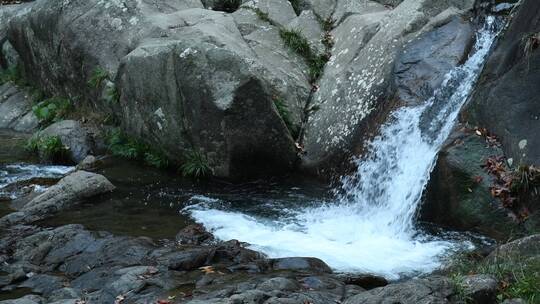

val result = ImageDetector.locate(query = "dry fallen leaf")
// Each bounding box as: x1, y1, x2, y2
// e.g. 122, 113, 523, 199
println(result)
199, 266, 215, 274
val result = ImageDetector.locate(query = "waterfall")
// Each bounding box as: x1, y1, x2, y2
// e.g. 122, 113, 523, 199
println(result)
186, 17, 501, 279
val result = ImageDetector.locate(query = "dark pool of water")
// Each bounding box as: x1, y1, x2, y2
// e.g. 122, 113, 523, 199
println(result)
39, 158, 332, 240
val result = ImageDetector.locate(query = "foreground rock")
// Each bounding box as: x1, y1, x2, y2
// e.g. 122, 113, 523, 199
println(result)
1, 208, 537, 303
0, 171, 115, 227
0, 223, 470, 304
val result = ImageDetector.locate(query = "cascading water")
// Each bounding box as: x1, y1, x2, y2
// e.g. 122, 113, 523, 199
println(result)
186, 17, 502, 279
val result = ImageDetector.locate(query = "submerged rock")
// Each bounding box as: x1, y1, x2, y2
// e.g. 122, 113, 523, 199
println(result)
0, 171, 115, 226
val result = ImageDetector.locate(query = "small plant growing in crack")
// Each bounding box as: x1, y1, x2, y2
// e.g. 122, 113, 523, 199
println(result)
88, 67, 109, 89
107, 86, 120, 104
279, 28, 329, 83
242, 6, 272, 23
0, 64, 25, 86
26, 134, 68, 161
32, 97, 72, 126
181, 149, 212, 179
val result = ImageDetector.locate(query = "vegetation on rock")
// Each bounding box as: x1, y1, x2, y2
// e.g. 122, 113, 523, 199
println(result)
32, 97, 72, 126
87, 67, 109, 89
448, 253, 540, 303
180, 149, 212, 179
279, 28, 329, 82
25, 134, 67, 161
105, 128, 169, 169
272, 95, 299, 138
243, 6, 272, 24
0, 64, 24, 86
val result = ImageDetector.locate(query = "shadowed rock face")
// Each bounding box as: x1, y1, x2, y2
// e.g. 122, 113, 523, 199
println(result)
465, 0, 540, 167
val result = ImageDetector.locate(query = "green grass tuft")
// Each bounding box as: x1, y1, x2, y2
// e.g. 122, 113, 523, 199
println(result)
0, 64, 25, 86
279, 28, 313, 59
273, 96, 300, 139
105, 128, 170, 169
88, 67, 109, 89
106, 85, 120, 104
144, 150, 169, 169
26, 134, 67, 161
279, 28, 329, 82
181, 149, 212, 179
32, 97, 72, 126
106, 128, 146, 160
242, 6, 271, 23
450, 274, 473, 303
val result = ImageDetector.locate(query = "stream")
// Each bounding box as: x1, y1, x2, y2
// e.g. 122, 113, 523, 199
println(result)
0, 17, 502, 282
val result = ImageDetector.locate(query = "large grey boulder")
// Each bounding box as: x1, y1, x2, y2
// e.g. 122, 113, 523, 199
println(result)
0, 90, 31, 128
41, 120, 95, 163
286, 10, 325, 54
465, 0, 540, 167
301, 0, 475, 176
422, 130, 523, 240
7, 0, 303, 179
0, 295, 44, 304
0, 170, 115, 226
300, 0, 337, 20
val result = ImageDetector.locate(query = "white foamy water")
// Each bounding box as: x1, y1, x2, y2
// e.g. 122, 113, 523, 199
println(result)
0, 164, 74, 198
186, 17, 501, 279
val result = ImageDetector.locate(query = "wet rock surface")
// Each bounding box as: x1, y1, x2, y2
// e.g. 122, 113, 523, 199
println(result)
422, 128, 524, 239
0, 170, 115, 227
466, 0, 540, 167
